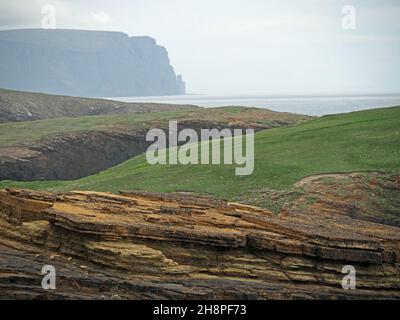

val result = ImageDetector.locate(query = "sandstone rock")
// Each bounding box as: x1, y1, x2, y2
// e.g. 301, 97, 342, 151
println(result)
0, 188, 399, 299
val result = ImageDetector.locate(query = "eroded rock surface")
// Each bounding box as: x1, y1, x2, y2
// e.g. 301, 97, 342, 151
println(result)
0, 188, 399, 299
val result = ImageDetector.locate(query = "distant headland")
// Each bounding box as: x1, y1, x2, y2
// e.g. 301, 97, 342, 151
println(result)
0, 28, 185, 97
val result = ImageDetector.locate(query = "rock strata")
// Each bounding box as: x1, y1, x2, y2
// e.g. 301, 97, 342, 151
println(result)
0, 188, 399, 299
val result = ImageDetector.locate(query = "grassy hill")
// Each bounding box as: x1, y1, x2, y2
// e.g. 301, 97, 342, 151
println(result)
0, 106, 309, 147
1, 106, 399, 205
0, 87, 197, 124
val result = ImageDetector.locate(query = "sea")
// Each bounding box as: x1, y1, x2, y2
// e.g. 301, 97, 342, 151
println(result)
112, 94, 400, 116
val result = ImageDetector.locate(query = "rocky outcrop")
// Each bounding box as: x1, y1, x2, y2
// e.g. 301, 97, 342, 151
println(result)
0, 29, 185, 97
0, 188, 399, 299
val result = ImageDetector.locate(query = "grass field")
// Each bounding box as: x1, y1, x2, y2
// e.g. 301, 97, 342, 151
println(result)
0, 110, 190, 147
0, 106, 307, 147
1, 106, 399, 205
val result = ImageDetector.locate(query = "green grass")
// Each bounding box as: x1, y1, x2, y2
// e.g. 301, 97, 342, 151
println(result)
0, 110, 190, 146
0, 106, 306, 147
1, 106, 399, 204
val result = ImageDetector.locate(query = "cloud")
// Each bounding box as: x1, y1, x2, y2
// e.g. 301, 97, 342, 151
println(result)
74, 11, 112, 28
0, 0, 48, 28
90, 12, 111, 24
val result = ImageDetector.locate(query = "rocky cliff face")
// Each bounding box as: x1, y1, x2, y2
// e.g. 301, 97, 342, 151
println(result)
0, 29, 185, 97
0, 129, 150, 181
0, 188, 399, 299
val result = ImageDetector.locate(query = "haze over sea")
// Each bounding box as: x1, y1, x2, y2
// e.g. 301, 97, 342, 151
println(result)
114, 94, 400, 116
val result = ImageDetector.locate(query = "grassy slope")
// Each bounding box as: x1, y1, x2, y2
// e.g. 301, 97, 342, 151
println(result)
0, 87, 197, 123
0, 106, 307, 147
0, 110, 189, 146
1, 106, 399, 203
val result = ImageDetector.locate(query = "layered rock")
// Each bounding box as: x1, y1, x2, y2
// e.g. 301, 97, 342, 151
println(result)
0, 188, 399, 299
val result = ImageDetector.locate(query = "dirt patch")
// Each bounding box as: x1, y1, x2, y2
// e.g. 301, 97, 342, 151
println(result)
242, 172, 400, 227
292, 172, 400, 227
294, 171, 381, 187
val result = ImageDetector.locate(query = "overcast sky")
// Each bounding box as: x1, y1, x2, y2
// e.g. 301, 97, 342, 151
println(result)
1, 0, 399, 95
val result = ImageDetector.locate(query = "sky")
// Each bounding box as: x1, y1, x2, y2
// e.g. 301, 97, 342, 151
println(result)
0, 0, 399, 95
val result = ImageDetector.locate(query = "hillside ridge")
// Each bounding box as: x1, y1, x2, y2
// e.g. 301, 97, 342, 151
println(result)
0, 87, 196, 123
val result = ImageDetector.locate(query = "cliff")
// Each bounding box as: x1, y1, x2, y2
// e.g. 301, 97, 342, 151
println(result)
0, 29, 185, 97
0, 188, 399, 299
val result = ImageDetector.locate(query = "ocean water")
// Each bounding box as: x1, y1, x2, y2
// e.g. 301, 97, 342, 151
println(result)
113, 94, 400, 116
